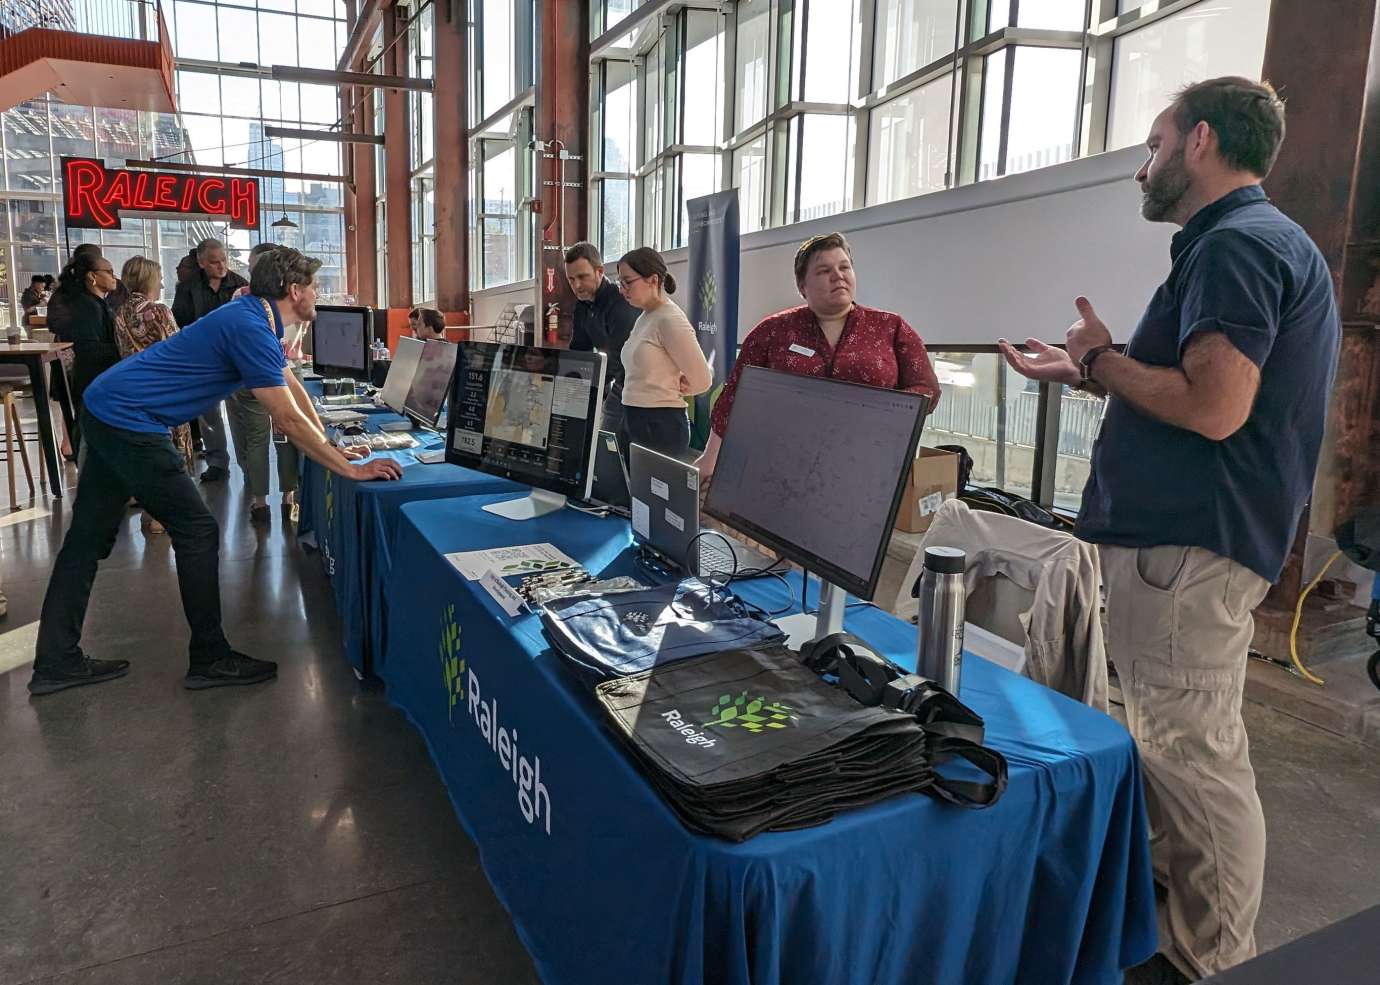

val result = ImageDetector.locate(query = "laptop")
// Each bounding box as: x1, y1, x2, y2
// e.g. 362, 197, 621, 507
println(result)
381, 336, 426, 414
627, 443, 776, 578
587, 430, 631, 515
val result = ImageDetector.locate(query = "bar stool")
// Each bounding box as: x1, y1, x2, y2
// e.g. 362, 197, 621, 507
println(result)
1, 381, 35, 510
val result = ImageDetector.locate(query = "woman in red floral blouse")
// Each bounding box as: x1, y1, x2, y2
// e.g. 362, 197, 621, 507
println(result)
697, 232, 941, 479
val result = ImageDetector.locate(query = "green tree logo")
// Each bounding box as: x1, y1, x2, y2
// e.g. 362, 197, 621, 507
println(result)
703, 691, 795, 733
438, 603, 464, 723
698, 270, 716, 314
324, 471, 335, 526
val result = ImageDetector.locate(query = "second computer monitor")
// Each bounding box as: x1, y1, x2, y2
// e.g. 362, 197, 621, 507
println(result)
403, 339, 458, 426
311, 305, 373, 381
380, 336, 425, 414
703, 366, 929, 600
446, 342, 605, 516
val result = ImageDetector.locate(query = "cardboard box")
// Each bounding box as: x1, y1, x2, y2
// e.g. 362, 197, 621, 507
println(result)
894, 446, 960, 534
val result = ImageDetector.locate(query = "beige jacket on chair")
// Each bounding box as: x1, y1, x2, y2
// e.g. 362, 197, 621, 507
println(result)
895, 500, 1108, 711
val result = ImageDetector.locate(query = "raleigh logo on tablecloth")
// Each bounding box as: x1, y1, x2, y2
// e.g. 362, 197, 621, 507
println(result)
466, 664, 552, 836
439, 603, 464, 723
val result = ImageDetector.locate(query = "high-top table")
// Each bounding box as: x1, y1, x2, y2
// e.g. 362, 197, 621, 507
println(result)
0, 341, 75, 496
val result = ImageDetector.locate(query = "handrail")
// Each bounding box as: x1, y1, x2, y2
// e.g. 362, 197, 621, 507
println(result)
0, 0, 162, 43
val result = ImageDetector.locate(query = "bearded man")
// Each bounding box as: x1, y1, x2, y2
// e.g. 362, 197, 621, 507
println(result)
999, 77, 1340, 983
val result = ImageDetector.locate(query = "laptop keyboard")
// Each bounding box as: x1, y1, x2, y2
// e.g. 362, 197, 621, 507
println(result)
698, 542, 738, 574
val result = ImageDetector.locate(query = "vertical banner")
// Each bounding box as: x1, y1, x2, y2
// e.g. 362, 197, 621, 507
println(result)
686, 189, 740, 451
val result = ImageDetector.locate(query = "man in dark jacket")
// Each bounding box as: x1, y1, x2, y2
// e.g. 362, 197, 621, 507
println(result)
564, 242, 639, 434
173, 238, 248, 483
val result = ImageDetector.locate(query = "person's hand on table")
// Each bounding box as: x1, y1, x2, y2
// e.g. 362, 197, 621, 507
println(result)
349, 458, 403, 481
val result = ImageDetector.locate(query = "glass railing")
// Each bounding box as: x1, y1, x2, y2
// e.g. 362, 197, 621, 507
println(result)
0, 0, 162, 43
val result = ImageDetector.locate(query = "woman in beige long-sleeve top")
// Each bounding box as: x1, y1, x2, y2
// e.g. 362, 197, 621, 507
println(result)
614, 247, 713, 462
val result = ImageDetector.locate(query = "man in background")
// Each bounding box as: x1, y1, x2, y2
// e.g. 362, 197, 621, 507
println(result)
1000, 78, 1340, 983
408, 307, 448, 340
564, 242, 638, 434
174, 238, 247, 483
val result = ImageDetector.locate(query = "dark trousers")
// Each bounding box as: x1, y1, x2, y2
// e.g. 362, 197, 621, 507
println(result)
617, 405, 691, 463
34, 410, 230, 672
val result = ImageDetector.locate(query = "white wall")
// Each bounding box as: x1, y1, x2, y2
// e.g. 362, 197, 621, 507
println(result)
654, 145, 1171, 348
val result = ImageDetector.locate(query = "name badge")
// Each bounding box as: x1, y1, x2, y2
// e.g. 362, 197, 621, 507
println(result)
788, 343, 816, 357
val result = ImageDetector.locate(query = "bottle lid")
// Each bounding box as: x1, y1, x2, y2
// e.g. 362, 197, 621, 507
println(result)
923, 546, 966, 574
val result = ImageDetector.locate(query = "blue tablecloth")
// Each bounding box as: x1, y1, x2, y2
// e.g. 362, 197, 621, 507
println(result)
296, 382, 517, 673
381, 493, 1157, 985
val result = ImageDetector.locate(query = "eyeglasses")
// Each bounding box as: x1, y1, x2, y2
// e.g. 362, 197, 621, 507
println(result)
618, 275, 645, 288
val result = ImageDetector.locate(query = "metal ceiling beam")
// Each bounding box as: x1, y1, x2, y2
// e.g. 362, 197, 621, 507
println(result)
264, 125, 384, 145
269, 64, 433, 92
123, 159, 347, 185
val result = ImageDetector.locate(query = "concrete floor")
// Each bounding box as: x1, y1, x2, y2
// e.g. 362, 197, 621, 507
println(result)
1, 411, 1378, 983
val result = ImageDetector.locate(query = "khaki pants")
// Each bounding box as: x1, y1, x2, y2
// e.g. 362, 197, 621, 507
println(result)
225, 389, 299, 500
1101, 545, 1271, 978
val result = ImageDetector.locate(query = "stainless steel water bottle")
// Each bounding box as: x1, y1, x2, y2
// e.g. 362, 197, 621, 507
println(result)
914, 546, 967, 694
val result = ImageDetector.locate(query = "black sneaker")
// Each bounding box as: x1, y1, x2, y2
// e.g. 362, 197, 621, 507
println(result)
1124, 954, 1193, 985
184, 651, 278, 690
29, 656, 131, 696
200, 466, 229, 483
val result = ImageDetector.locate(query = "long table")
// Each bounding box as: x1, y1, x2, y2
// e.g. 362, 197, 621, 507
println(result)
379, 492, 1158, 985
296, 385, 518, 673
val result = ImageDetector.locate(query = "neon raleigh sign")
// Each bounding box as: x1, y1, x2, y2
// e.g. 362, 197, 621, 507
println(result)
61, 157, 260, 230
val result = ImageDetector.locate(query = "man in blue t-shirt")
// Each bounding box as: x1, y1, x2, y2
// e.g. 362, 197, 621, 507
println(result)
1000, 78, 1340, 982
30, 247, 402, 696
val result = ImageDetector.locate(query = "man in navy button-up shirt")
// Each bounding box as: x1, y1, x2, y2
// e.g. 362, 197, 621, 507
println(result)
1001, 78, 1340, 982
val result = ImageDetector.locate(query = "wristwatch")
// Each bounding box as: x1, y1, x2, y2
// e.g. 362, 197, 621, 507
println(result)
1078, 344, 1115, 388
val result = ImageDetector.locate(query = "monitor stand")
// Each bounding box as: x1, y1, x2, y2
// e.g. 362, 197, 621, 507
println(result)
483, 488, 568, 521
774, 577, 847, 650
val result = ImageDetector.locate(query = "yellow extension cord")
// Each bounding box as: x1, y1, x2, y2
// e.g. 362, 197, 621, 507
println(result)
1289, 549, 1342, 687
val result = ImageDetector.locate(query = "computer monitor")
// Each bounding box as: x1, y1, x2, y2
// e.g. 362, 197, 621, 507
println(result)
380, 336, 425, 414
311, 305, 372, 381
403, 339, 458, 427
446, 342, 606, 520
704, 366, 929, 644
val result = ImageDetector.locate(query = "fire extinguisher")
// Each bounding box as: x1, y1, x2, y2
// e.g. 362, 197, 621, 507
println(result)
546, 304, 560, 345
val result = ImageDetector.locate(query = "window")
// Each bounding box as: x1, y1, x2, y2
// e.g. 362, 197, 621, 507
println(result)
640, 165, 665, 248
799, 0, 858, 104
733, 136, 768, 233
735, 0, 771, 131
977, 52, 1006, 181
989, 0, 1087, 31
1004, 47, 1080, 176
788, 114, 853, 223
1107, 0, 1272, 151
482, 0, 515, 117
867, 75, 953, 205
682, 11, 724, 147
873, 0, 960, 87
676, 152, 720, 247
925, 352, 1035, 499
642, 35, 665, 162
600, 177, 633, 261
602, 60, 637, 172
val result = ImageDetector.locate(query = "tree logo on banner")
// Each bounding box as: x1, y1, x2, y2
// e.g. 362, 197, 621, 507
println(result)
324, 471, 335, 526
698, 269, 716, 318
439, 603, 465, 723
703, 691, 796, 734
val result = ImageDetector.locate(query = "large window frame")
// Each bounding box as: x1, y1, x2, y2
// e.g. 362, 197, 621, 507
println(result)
589, 0, 1268, 255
